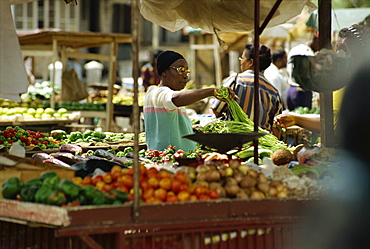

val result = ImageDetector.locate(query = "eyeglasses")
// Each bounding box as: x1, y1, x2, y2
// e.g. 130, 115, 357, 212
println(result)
238, 57, 248, 61
169, 66, 191, 75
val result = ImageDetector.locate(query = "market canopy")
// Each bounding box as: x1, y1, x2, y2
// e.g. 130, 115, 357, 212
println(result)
139, 0, 317, 33
306, 8, 370, 31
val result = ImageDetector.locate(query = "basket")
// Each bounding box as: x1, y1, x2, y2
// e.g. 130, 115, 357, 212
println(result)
291, 51, 352, 92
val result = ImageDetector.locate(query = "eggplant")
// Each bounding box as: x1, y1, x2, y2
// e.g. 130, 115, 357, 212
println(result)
84, 155, 106, 161
43, 158, 71, 167
50, 152, 84, 165
94, 149, 115, 160
32, 153, 53, 162
125, 152, 152, 163
111, 156, 133, 165
59, 144, 83, 156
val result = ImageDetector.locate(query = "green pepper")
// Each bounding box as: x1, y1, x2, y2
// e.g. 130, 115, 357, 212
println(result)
92, 131, 106, 139
92, 190, 107, 205
1, 177, 23, 199
122, 147, 134, 156
116, 151, 125, 157
34, 185, 54, 203
42, 175, 60, 189
107, 149, 116, 155
57, 179, 81, 200
50, 130, 67, 140
20, 184, 41, 202
24, 178, 42, 187
67, 131, 83, 142
86, 150, 95, 156
39, 171, 58, 182
105, 189, 128, 204
80, 185, 97, 204
46, 191, 67, 206
83, 130, 94, 139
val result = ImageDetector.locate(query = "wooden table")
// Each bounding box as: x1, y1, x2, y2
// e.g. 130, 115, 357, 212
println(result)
18, 31, 132, 132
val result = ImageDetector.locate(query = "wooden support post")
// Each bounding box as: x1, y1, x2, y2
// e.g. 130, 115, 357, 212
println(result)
107, 41, 118, 132
318, 0, 335, 147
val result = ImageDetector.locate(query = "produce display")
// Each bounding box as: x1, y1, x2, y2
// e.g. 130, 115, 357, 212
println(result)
1, 171, 128, 207
0, 121, 337, 210
0, 126, 60, 149
291, 106, 320, 114
0, 106, 71, 120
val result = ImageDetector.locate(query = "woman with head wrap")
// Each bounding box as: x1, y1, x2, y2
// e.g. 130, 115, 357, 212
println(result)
143, 50, 235, 151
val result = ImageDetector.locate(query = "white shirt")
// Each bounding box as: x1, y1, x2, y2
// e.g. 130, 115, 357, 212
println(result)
287, 44, 315, 87
264, 63, 289, 108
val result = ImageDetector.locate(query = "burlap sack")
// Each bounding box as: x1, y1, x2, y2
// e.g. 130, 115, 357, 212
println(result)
61, 69, 88, 102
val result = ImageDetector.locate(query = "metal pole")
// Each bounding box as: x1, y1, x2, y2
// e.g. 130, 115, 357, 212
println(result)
131, 0, 141, 220
253, 0, 260, 164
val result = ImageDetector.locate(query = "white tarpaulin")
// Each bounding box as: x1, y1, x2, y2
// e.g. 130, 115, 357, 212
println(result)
139, 0, 316, 33
0, 0, 29, 101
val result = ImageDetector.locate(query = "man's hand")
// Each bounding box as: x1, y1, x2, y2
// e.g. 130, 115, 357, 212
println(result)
274, 113, 297, 128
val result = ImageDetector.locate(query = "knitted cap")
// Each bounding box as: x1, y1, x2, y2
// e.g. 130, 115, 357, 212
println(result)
156, 50, 185, 76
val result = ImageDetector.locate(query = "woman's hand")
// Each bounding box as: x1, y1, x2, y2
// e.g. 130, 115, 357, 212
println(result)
214, 87, 238, 102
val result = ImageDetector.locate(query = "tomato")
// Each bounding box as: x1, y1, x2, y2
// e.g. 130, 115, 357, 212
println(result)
209, 189, 220, 199
92, 175, 103, 185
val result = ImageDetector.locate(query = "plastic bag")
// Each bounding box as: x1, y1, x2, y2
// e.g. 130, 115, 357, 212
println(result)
61, 69, 88, 102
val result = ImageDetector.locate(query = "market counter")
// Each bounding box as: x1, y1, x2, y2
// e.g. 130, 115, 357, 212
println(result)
0, 198, 319, 249
0, 119, 78, 134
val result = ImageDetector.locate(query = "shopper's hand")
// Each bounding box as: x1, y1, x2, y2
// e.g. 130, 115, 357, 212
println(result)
274, 113, 297, 128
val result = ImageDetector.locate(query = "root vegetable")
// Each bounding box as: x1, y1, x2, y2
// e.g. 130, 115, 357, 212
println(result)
250, 190, 265, 200
257, 173, 268, 183
225, 183, 240, 197
196, 172, 208, 182
196, 165, 210, 173
220, 167, 233, 177
268, 187, 278, 197
238, 165, 249, 175
233, 172, 244, 184
277, 191, 288, 198
205, 169, 221, 182
229, 159, 241, 168
236, 189, 249, 200
257, 182, 270, 193
247, 169, 258, 178
271, 148, 293, 165
225, 177, 238, 186
239, 176, 257, 189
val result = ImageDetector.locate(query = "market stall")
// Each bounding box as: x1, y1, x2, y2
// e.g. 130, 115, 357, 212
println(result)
0, 197, 319, 249
17, 30, 132, 132
0, 1, 341, 249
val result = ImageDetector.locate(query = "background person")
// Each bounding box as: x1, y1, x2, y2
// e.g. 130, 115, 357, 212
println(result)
264, 49, 289, 109
274, 24, 370, 134
286, 33, 320, 111
143, 50, 235, 152
141, 49, 163, 91
212, 43, 283, 138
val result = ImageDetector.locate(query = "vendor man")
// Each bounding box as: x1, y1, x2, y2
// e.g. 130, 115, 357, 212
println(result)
144, 50, 234, 152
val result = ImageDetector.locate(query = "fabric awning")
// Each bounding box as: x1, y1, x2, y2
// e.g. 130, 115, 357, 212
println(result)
139, 0, 317, 33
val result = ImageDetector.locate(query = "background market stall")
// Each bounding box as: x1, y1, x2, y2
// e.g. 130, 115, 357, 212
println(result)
17, 30, 132, 132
